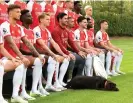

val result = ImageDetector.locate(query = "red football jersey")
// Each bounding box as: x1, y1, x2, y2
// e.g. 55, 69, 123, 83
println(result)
0, 3, 8, 24
41, 3, 55, 33
95, 30, 109, 45
1, 21, 25, 57
74, 29, 88, 47
27, 1, 42, 29
14, 1, 27, 10
21, 28, 34, 52
54, 5, 65, 25
52, 25, 70, 55
87, 30, 94, 47
0, 31, 3, 58
33, 26, 52, 50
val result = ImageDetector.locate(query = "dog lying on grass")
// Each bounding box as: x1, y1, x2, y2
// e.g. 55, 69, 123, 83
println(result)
65, 76, 119, 91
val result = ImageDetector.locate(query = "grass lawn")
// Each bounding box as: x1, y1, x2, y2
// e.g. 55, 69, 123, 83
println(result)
28, 37, 133, 103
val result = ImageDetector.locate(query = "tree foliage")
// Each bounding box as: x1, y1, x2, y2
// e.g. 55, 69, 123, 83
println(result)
82, 0, 133, 36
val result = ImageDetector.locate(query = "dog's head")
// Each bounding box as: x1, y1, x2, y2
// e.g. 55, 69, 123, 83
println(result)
104, 80, 119, 91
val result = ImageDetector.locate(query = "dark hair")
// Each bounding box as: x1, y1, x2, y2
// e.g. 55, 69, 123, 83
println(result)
57, 12, 67, 22
8, 4, 21, 13
20, 9, 29, 22
77, 16, 86, 24
99, 19, 108, 27
74, 1, 80, 6
38, 12, 50, 23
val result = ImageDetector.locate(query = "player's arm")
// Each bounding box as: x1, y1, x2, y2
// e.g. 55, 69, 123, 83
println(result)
4, 36, 24, 59
51, 30, 70, 55
74, 41, 89, 54
107, 41, 122, 52
21, 36, 40, 57
36, 38, 56, 58
0, 43, 15, 60
50, 39, 67, 57
99, 41, 115, 52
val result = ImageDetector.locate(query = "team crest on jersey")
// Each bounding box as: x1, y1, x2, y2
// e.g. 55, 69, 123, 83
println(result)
3, 28, 8, 34
36, 32, 40, 38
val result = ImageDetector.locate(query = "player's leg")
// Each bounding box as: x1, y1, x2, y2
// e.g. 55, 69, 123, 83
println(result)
72, 52, 85, 77
110, 52, 120, 76
3, 59, 28, 103
0, 63, 7, 103
45, 56, 61, 92
57, 56, 69, 87
84, 54, 93, 76
37, 55, 50, 96
115, 52, 125, 74
20, 56, 37, 100
99, 52, 105, 65
105, 51, 112, 76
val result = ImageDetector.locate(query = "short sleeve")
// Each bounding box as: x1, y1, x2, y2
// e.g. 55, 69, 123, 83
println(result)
0, 22, 11, 37
107, 34, 109, 41
74, 29, 80, 41
19, 26, 25, 38
0, 31, 3, 44
95, 31, 103, 44
53, 4, 57, 13
33, 27, 42, 43
27, 1, 34, 12
46, 28, 52, 41
84, 29, 88, 41
64, 10, 68, 15
40, 1, 46, 11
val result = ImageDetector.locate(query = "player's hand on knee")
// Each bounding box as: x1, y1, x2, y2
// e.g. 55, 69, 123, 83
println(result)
69, 53, 76, 60
78, 51, 86, 59
11, 58, 22, 66
62, 54, 70, 61
21, 57, 30, 67
38, 55, 45, 65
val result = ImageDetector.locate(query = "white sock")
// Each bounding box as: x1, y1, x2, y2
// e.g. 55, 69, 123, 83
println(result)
46, 57, 56, 86
111, 52, 118, 73
85, 54, 93, 76
31, 58, 42, 93
21, 67, 27, 95
99, 53, 105, 65
0, 65, 4, 99
105, 51, 111, 73
116, 53, 123, 72
58, 59, 69, 84
55, 62, 60, 84
12, 64, 24, 98
38, 74, 44, 89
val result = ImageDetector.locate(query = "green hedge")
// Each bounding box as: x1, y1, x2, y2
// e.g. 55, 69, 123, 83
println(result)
83, 1, 133, 36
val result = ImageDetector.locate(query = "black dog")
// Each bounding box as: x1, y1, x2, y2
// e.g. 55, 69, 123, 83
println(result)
65, 76, 119, 91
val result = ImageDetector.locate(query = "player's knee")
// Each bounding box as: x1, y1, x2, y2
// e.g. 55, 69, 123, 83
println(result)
48, 56, 57, 64
87, 54, 92, 59
34, 58, 42, 66
63, 58, 69, 65
0, 65, 4, 76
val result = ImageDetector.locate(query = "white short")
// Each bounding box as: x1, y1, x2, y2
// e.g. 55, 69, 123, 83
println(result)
0, 57, 8, 65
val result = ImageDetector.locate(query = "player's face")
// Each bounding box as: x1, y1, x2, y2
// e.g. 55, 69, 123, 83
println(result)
61, 15, 68, 26
75, 3, 82, 12
0, 0, 4, 2
42, 15, 50, 27
103, 22, 108, 30
87, 20, 93, 29
80, 19, 88, 29
86, 8, 92, 16
24, 12, 33, 24
68, 18, 74, 28
67, 1, 74, 9
10, 8, 21, 21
